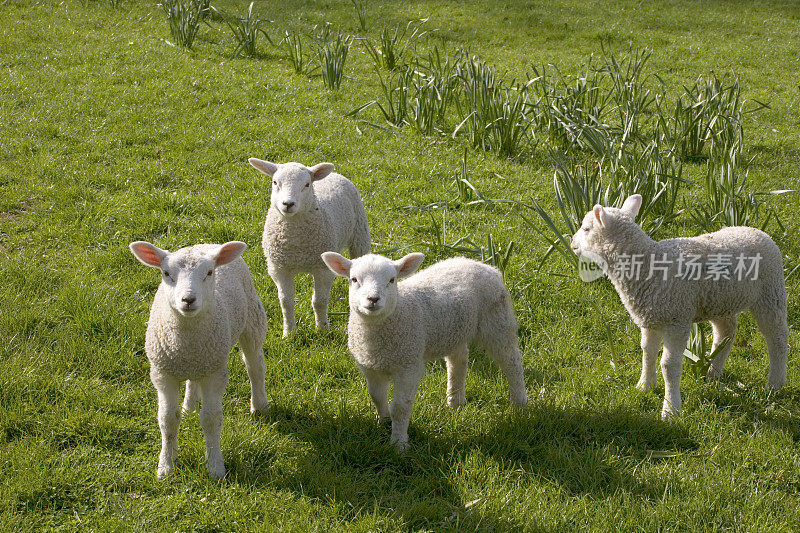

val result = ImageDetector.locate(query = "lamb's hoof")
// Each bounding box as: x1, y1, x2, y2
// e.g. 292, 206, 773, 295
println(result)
706, 366, 722, 380
392, 439, 411, 452
767, 375, 786, 391
315, 322, 330, 331
378, 416, 391, 426
511, 392, 529, 409
157, 465, 173, 480
660, 407, 679, 420
182, 402, 200, 414
636, 379, 654, 392
447, 395, 466, 410
250, 401, 270, 416
208, 464, 226, 481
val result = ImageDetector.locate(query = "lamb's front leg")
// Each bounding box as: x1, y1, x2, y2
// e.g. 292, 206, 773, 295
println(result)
152, 373, 181, 480
311, 269, 335, 331
362, 368, 391, 422
636, 327, 662, 391
660, 326, 690, 418
198, 371, 228, 480
389, 365, 424, 451
270, 269, 295, 337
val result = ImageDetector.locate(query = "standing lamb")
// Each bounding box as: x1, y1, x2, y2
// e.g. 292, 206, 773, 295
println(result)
321, 252, 528, 450
130, 241, 269, 480
249, 159, 371, 337
571, 194, 788, 418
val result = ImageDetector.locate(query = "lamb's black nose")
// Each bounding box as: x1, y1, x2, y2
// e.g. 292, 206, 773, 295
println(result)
366, 296, 379, 304
182, 295, 196, 305
283, 201, 295, 209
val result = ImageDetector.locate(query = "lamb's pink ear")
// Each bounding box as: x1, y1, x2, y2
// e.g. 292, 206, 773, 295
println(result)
395, 253, 425, 278
249, 158, 279, 176
621, 194, 643, 219
213, 241, 247, 266
593, 205, 608, 227
321, 252, 351, 277
308, 163, 335, 181
130, 241, 169, 268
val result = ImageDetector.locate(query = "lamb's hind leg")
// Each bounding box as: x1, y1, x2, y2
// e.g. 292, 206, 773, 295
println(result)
637, 327, 661, 391
483, 339, 527, 408
239, 325, 269, 415
311, 269, 335, 331
183, 380, 201, 413
752, 303, 788, 390
444, 345, 469, 409
707, 316, 737, 380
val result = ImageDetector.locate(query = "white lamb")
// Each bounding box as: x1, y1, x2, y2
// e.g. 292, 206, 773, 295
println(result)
130, 241, 269, 480
249, 158, 371, 337
571, 194, 788, 418
321, 252, 528, 450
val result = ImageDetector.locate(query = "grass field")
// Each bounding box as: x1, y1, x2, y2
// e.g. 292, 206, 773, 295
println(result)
2, 0, 800, 530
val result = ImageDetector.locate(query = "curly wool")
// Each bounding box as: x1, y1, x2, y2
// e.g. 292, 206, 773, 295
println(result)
573, 196, 788, 417
262, 173, 370, 274
329, 254, 528, 450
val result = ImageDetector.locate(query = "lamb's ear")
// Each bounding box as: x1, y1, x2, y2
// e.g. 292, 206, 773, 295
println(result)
321, 252, 351, 277
308, 163, 335, 181
395, 253, 425, 278
130, 241, 169, 268
593, 205, 608, 227
249, 158, 279, 177
621, 194, 643, 219
213, 241, 247, 266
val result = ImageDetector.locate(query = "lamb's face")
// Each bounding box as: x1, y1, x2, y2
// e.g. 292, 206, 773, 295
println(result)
571, 194, 643, 259
347, 255, 400, 318
321, 252, 426, 321
248, 159, 335, 219
130, 241, 248, 318
159, 249, 218, 317
269, 163, 315, 217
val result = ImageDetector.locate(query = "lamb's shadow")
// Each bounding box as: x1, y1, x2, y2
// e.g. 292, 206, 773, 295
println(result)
226, 399, 694, 527
696, 373, 800, 441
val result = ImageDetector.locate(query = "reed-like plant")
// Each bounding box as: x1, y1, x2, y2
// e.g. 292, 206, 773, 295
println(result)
481, 234, 515, 279
280, 31, 315, 75
160, 0, 208, 49
364, 20, 426, 71
318, 33, 352, 90
683, 323, 733, 377
348, 67, 412, 128
351, 0, 368, 31
214, 2, 270, 58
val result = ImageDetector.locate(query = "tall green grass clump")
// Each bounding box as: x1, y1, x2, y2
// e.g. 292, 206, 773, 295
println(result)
214, 2, 270, 58
160, 0, 208, 49
318, 33, 352, 90
364, 20, 427, 72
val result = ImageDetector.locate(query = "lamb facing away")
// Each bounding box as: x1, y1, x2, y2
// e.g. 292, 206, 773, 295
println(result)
321, 252, 528, 450
571, 194, 788, 418
130, 241, 269, 480
249, 159, 371, 337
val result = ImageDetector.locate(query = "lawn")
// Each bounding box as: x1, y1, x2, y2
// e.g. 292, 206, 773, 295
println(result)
1, 0, 800, 530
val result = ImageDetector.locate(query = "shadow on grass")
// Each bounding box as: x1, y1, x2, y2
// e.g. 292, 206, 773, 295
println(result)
226, 399, 694, 529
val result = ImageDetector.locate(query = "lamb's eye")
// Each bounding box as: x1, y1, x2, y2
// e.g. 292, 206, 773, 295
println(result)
163, 271, 170, 278
207, 270, 213, 277
304, 182, 310, 188
350, 277, 358, 284
582, 226, 590, 232
389, 278, 395, 284
272, 180, 277, 186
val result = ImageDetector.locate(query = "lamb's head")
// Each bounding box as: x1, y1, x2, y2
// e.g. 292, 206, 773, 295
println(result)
571, 194, 643, 260
321, 252, 425, 320
249, 158, 335, 218
130, 241, 247, 317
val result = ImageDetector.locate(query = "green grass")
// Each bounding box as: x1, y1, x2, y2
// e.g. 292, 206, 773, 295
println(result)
1, 0, 800, 530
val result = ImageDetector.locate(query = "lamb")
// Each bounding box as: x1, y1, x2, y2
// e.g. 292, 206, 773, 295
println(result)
570, 194, 788, 418
249, 158, 371, 337
321, 252, 528, 450
129, 240, 269, 480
